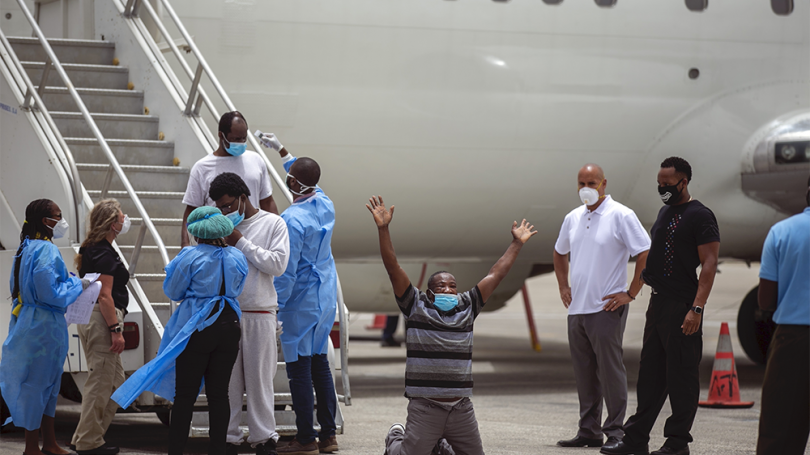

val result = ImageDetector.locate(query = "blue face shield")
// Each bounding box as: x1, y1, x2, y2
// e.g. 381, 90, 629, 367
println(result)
430, 292, 460, 311
226, 198, 244, 227
222, 136, 247, 156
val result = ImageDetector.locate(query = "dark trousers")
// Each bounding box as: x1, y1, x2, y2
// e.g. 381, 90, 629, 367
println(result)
169, 312, 241, 455
382, 315, 399, 341
756, 324, 810, 455
286, 354, 337, 444
568, 306, 629, 440
623, 293, 702, 450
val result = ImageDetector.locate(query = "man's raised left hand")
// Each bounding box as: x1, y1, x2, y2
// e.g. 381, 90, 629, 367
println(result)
511, 219, 537, 244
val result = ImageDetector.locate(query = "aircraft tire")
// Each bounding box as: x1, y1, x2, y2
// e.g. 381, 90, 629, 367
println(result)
736, 285, 776, 366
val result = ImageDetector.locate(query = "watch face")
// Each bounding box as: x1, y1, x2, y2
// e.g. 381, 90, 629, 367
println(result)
693, 306, 702, 314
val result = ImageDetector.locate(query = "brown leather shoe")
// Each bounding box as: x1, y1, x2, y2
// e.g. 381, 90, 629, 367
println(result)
277, 440, 318, 455
318, 436, 338, 453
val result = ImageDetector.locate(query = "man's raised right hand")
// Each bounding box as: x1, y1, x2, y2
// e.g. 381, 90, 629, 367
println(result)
366, 195, 394, 228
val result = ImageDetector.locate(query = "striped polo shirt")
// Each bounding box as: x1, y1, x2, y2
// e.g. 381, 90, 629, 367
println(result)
396, 284, 485, 398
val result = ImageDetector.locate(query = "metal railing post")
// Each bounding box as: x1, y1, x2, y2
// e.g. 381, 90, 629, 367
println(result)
128, 223, 147, 275
192, 92, 204, 116
36, 56, 51, 95
124, 0, 141, 18
184, 62, 203, 116
336, 278, 351, 405
100, 165, 114, 200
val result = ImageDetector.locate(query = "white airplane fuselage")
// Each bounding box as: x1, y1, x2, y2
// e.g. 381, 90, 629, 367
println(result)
171, 0, 809, 312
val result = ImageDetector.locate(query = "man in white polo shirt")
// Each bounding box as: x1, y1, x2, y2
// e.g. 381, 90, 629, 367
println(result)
553, 164, 651, 449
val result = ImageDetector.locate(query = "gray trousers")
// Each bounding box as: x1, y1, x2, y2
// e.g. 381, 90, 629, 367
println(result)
567, 306, 629, 440
385, 397, 483, 455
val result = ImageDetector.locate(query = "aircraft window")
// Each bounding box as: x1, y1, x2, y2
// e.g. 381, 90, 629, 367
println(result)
595, 0, 616, 6
685, 0, 708, 11
542, 0, 563, 4
771, 0, 793, 15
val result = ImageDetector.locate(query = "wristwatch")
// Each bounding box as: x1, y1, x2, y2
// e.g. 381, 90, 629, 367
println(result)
109, 323, 123, 333
690, 306, 703, 315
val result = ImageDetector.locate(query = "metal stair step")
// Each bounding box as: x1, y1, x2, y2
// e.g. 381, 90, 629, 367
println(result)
87, 190, 184, 218
7, 37, 115, 65
76, 163, 188, 193
51, 112, 159, 140
38, 86, 144, 114
21, 62, 129, 89
65, 138, 175, 166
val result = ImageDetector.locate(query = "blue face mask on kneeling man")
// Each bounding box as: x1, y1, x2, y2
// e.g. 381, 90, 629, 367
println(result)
432, 293, 460, 311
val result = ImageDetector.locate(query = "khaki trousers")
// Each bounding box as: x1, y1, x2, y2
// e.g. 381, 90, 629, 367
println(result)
71, 307, 125, 451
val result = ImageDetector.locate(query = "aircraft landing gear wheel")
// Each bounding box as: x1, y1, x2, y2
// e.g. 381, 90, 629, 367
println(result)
737, 286, 776, 366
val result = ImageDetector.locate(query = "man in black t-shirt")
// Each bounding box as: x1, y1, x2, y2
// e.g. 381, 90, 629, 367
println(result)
602, 157, 720, 455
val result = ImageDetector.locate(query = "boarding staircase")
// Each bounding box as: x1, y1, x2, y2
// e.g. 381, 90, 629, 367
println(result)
0, 0, 349, 438
7, 36, 185, 319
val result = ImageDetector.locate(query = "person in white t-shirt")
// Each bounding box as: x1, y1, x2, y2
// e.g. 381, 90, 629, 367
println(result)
553, 164, 651, 450
181, 111, 278, 248
209, 172, 290, 455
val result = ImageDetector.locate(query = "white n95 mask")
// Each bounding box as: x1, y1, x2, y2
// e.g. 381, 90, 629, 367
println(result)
579, 187, 600, 206
47, 217, 69, 239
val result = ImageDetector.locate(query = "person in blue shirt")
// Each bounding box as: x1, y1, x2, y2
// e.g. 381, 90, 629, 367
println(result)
0, 198, 84, 455
755, 177, 810, 455
258, 132, 338, 455
111, 206, 248, 455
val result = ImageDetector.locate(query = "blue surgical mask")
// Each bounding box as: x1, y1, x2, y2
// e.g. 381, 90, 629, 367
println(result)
432, 293, 460, 311
223, 137, 247, 156
226, 198, 244, 227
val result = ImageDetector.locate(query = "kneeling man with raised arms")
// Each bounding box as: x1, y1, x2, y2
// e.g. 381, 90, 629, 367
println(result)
368, 195, 537, 455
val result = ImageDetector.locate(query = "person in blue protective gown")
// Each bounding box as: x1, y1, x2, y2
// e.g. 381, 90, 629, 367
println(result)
111, 206, 247, 455
256, 131, 339, 455
0, 199, 85, 455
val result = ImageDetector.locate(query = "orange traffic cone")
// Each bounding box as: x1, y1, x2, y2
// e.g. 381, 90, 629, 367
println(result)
698, 322, 754, 408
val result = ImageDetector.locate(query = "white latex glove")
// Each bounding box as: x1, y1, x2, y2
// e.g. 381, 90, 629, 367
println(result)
254, 130, 283, 152
80, 278, 91, 290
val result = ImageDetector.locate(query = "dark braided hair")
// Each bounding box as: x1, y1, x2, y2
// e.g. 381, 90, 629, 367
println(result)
195, 237, 228, 248
12, 199, 55, 302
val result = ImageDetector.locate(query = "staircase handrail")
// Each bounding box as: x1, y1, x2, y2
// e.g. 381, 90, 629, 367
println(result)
12, 0, 171, 271
121, 0, 351, 405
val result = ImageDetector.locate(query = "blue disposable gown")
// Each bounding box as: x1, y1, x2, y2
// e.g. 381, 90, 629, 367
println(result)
275, 157, 338, 363
0, 239, 82, 430
111, 245, 247, 408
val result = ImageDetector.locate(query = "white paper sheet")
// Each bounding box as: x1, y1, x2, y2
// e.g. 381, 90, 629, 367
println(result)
66, 273, 101, 325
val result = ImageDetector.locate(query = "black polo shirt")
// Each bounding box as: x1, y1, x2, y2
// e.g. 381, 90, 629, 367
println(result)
79, 239, 130, 313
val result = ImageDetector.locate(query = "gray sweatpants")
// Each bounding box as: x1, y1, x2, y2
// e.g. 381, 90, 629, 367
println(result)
226, 312, 280, 446
567, 306, 629, 440
385, 397, 483, 455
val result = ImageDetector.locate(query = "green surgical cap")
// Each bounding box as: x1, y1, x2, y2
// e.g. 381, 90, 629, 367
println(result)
186, 206, 233, 239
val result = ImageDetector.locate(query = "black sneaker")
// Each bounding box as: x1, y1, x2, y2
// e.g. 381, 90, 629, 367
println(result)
227, 442, 240, 455
257, 439, 278, 455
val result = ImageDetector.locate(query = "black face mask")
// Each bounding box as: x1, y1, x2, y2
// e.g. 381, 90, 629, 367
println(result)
658, 179, 685, 205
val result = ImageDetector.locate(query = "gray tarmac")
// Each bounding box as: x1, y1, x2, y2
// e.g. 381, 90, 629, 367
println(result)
1, 261, 807, 454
